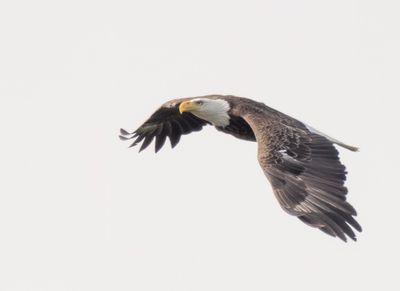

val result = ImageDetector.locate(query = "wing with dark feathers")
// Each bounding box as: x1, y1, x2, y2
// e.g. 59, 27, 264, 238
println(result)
242, 113, 361, 242
119, 99, 210, 152
215, 115, 256, 141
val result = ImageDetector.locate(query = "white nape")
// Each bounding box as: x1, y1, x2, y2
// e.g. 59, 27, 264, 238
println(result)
191, 99, 231, 127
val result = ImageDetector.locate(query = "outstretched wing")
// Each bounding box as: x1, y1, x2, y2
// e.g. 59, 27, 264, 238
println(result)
120, 98, 210, 152
242, 113, 361, 241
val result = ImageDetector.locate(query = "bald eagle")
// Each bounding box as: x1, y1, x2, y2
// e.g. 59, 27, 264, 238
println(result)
120, 95, 361, 241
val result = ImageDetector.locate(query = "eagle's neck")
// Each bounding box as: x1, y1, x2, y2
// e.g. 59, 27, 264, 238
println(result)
192, 99, 231, 127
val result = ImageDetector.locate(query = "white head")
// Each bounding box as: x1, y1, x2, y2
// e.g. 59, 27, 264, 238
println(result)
179, 98, 231, 127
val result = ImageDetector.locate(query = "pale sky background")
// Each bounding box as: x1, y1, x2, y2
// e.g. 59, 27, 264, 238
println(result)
1, 1, 399, 290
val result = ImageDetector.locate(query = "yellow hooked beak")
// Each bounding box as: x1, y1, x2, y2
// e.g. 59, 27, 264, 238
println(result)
179, 101, 199, 114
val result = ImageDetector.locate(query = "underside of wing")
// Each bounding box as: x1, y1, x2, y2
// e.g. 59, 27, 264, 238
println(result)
264, 132, 361, 241
119, 99, 210, 152
240, 108, 361, 242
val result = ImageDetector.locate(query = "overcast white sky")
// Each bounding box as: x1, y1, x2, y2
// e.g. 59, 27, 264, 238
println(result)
1, 0, 399, 290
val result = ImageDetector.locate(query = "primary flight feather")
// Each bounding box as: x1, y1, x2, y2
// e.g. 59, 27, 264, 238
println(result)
120, 95, 361, 241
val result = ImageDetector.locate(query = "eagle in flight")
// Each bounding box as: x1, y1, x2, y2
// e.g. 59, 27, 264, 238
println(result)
120, 95, 361, 242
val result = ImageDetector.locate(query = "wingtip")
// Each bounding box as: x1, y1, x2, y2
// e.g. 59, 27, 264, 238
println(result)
120, 128, 130, 135
119, 135, 130, 141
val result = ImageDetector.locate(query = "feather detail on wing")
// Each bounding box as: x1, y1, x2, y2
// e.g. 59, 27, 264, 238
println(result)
119, 99, 210, 152
242, 114, 361, 241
